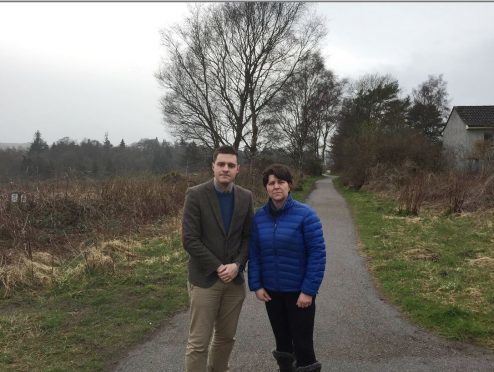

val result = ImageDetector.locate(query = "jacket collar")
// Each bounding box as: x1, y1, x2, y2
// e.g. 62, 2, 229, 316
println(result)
213, 177, 234, 193
263, 193, 294, 216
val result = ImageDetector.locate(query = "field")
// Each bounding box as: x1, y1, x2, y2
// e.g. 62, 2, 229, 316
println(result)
2, 172, 492, 371
0, 172, 317, 371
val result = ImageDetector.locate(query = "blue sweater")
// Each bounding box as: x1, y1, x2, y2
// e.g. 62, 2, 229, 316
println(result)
248, 194, 326, 296
215, 189, 234, 234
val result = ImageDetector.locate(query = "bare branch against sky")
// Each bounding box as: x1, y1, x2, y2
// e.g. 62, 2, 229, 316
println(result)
1, 2, 493, 145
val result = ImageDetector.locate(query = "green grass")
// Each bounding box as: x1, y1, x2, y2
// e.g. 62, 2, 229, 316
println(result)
0, 234, 188, 371
292, 175, 324, 202
335, 179, 494, 350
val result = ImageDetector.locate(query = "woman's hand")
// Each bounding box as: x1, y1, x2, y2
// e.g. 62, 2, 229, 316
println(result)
296, 293, 313, 308
255, 288, 272, 302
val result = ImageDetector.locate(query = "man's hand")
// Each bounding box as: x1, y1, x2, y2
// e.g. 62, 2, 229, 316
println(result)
217, 263, 239, 283
255, 288, 272, 302
296, 292, 313, 308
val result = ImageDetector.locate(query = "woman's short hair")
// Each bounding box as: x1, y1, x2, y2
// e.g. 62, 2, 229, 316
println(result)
262, 164, 293, 188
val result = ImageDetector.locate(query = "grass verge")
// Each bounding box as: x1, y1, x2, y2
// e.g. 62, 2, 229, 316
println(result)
291, 175, 324, 202
0, 232, 188, 371
334, 179, 494, 350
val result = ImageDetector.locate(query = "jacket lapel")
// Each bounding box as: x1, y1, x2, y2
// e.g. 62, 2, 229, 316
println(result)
206, 180, 226, 236
228, 186, 242, 237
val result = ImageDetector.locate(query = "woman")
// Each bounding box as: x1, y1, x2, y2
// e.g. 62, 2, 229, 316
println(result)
248, 164, 326, 372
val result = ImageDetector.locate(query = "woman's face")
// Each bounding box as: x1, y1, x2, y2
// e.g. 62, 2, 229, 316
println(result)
266, 174, 290, 204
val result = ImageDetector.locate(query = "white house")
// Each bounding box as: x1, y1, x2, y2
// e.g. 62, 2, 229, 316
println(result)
442, 106, 494, 167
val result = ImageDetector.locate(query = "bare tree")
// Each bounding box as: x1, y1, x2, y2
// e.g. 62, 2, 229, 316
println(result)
156, 5, 225, 149
268, 52, 343, 170
307, 67, 345, 166
156, 2, 326, 154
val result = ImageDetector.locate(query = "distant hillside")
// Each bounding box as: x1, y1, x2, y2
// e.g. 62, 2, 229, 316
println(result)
0, 143, 30, 150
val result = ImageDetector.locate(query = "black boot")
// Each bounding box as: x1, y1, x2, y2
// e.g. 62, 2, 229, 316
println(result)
296, 361, 322, 372
272, 350, 296, 372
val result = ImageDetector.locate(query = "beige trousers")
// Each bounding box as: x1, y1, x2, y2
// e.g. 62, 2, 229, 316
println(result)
185, 279, 246, 372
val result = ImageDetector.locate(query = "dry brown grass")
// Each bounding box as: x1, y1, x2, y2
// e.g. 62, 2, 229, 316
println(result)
0, 166, 299, 296
365, 163, 494, 215
0, 254, 58, 296
1, 175, 188, 245
0, 175, 194, 295
467, 256, 494, 268
1, 245, 105, 296
398, 173, 430, 215
404, 248, 440, 262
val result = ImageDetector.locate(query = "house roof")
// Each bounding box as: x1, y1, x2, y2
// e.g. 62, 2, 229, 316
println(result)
454, 106, 494, 128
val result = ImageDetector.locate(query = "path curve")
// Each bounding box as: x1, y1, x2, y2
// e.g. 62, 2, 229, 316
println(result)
113, 176, 494, 371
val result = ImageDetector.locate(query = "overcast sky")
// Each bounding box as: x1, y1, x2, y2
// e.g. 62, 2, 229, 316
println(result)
1, 2, 493, 146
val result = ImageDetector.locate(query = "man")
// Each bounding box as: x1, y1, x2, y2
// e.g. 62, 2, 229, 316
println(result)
182, 145, 253, 372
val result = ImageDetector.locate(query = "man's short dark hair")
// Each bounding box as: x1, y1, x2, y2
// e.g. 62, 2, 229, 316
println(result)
212, 145, 238, 163
262, 164, 293, 188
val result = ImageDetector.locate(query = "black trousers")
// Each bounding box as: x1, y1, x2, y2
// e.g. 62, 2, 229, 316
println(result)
265, 290, 317, 367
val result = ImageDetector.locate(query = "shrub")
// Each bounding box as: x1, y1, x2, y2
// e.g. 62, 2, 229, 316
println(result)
447, 171, 471, 214
398, 172, 429, 215
0, 176, 187, 255
333, 127, 444, 189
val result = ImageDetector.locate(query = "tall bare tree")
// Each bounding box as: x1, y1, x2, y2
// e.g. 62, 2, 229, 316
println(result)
268, 52, 343, 170
156, 2, 326, 154
156, 6, 225, 149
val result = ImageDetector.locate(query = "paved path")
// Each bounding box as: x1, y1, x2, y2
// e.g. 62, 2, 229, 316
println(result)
113, 177, 494, 371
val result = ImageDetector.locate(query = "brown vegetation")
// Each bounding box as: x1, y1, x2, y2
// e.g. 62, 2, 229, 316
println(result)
1, 175, 188, 252
398, 171, 429, 216
365, 163, 494, 216
0, 174, 191, 295
0, 165, 305, 295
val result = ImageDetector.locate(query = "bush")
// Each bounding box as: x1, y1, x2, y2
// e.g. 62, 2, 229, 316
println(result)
332, 127, 444, 189
0, 176, 187, 256
302, 156, 324, 176
398, 172, 429, 215
447, 171, 470, 214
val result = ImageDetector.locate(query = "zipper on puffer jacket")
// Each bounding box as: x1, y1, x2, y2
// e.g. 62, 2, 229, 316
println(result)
273, 214, 280, 291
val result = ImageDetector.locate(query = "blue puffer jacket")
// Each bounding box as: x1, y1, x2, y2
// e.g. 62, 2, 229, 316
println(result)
248, 194, 326, 296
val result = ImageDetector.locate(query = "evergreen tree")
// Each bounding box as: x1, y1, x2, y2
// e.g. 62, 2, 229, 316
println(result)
23, 130, 52, 178
103, 133, 113, 149
28, 130, 49, 155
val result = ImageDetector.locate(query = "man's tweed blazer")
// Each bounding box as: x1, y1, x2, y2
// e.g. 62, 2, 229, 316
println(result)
182, 179, 253, 288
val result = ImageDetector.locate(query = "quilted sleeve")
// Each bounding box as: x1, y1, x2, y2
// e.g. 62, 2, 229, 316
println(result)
247, 218, 262, 291
301, 208, 326, 296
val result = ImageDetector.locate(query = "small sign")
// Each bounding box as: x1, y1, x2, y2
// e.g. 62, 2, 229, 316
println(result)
10, 192, 19, 203
10, 192, 27, 204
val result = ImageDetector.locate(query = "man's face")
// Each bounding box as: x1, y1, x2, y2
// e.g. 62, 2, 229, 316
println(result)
212, 153, 239, 186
